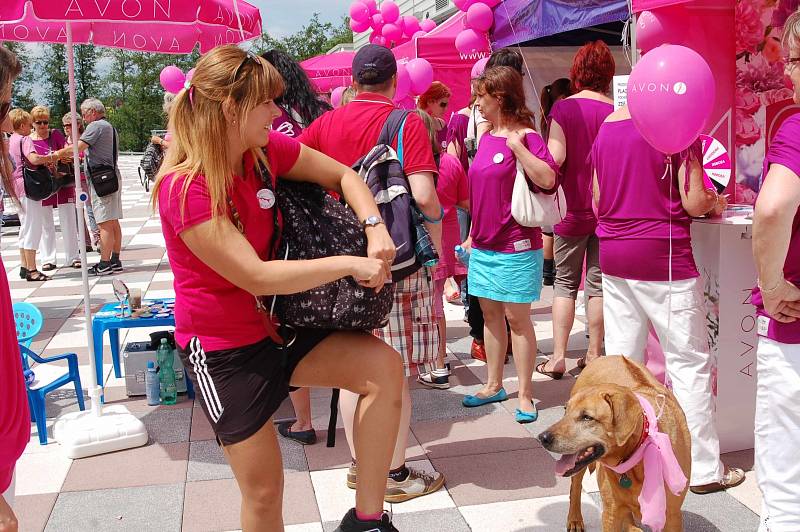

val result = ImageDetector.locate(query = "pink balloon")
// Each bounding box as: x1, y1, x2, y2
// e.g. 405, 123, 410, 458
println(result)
482, 0, 502, 6
471, 56, 489, 79
412, 30, 427, 40
160, 65, 185, 94
382, 23, 403, 42
420, 19, 437, 32
407, 58, 434, 95
395, 63, 411, 100
349, 1, 370, 23
627, 45, 715, 154
186, 68, 196, 82
350, 17, 372, 33
362, 0, 377, 14
371, 13, 384, 30
394, 95, 416, 110
403, 16, 421, 36
380, 1, 400, 24
466, 3, 494, 32
636, 6, 687, 53
370, 34, 387, 47
454, 0, 476, 11
455, 28, 489, 55
331, 86, 348, 108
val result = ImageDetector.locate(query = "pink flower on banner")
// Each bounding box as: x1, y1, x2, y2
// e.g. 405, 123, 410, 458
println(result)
736, 182, 759, 205
760, 87, 794, 106
736, 108, 762, 145
762, 37, 784, 63
737, 55, 788, 93
735, 0, 764, 54
772, 0, 800, 28
736, 86, 761, 114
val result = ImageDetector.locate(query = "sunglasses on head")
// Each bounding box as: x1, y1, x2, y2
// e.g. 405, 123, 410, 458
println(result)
34, 120, 49, 125
0, 101, 10, 122
233, 52, 260, 82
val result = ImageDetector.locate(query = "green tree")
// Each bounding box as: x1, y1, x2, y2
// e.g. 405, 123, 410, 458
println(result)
37, 44, 70, 119
253, 14, 352, 61
2, 42, 37, 110
74, 44, 101, 105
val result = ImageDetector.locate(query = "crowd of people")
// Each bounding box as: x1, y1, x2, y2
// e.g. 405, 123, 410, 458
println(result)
1, 7, 799, 531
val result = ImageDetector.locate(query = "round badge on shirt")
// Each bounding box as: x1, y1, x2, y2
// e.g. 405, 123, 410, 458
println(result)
493, 153, 504, 164
257, 189, 275, 210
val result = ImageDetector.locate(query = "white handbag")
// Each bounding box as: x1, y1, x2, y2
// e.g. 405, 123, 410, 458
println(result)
510, 160, 567, 227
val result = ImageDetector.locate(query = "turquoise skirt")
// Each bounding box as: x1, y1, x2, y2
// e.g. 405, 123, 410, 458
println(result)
468, 247, 543, 304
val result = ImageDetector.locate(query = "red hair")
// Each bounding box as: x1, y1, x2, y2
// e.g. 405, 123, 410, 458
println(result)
418, 81, 451, 111
570, 41, 615, 94
474, 66, 535, 129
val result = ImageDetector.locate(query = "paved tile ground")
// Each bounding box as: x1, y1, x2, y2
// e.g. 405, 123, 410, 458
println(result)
1, 158, 763, 531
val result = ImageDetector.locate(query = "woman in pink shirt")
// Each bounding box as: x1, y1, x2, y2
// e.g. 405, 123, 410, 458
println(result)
154, 46, 402, 532
592, 104, 743, 495
539, 42, 615, 379
751, 11, 800, 529
0, 45, 31, 532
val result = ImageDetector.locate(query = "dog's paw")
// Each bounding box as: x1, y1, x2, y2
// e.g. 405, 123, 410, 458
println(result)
566, 518, 585, 532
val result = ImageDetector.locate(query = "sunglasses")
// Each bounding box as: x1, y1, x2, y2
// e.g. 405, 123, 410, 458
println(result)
438, 101, 449, 108
0, 101, 10, 122
34, 120, 49, 125
233, 52, 260, 82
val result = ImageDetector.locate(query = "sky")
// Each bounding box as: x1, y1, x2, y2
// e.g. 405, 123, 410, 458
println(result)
252, 0, 353, 39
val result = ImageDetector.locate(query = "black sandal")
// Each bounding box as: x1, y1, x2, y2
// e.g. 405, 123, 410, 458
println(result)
19, 267, 28, 279
26, 270, 51, 282
535, 360, 564, 380
41, 263, 57, 271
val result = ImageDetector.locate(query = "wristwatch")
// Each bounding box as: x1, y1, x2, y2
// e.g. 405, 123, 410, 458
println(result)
362, 215, 384, 229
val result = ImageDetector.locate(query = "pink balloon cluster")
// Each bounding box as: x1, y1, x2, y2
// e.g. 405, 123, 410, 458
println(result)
160, 65, 194, 94
636, 5, 687, 53
349, 0, 437, 48
393, 58, 434, 103
454, 0, 498, 55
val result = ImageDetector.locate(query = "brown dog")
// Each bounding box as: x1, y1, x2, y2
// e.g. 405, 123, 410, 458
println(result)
538, 356, 691, 532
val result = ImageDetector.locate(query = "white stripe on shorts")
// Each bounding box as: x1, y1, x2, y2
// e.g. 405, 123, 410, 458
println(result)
188, 337, 224, 423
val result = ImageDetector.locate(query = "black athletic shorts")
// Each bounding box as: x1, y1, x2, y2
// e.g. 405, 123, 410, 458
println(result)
178, 329, 332, 446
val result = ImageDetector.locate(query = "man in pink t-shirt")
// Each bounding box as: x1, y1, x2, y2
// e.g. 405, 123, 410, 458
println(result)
751, 17, 800, 526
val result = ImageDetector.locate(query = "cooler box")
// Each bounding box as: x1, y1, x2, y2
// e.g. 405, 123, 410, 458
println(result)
123, 341, 188, 397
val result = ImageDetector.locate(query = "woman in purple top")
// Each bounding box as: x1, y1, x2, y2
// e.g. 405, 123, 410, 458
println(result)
751, 10, 800, 528
260, 48, 333, 446
461, 66, 558, 422
445, 107, 470, 172
593, 104, 743, 495
539, 42, 614, 380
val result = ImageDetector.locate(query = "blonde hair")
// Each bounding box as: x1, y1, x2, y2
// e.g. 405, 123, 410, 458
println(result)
9, 108, 32, 131
341, 86, 356, 106
783, 8, 800, 50
1, 46, 22, 204
413, 109, 441, 156
30, 105, 49, 122
153, 45, 285, 223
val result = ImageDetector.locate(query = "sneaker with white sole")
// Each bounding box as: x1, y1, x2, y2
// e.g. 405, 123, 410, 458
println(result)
346, 464, 446, 503
335, 508, 398, 532
417, 369, 450, 389
88, 261, 113, 276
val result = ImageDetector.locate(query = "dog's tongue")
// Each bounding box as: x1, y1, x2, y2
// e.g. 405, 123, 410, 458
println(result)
555, 453, 577, 476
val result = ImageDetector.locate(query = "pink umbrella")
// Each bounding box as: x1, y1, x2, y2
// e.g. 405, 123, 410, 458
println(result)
0, 0, 262, 457
301, 51, 355, 93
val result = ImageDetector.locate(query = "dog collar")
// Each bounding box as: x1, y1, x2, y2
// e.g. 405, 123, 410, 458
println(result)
620, 411, 650, 466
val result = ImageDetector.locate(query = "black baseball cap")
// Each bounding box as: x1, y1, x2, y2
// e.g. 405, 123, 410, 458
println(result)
353, 44, 397, 84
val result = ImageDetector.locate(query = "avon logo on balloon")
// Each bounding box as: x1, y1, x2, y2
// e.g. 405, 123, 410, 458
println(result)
629, 81, 689, 95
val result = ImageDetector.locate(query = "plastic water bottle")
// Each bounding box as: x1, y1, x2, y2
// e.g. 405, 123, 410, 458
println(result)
145, 361, 160, 406
157, 338, 177, 405
455, 245, 470, 267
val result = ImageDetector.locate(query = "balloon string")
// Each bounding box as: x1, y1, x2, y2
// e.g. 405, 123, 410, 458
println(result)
500, 1, 544, 118
666, 156, 673, 389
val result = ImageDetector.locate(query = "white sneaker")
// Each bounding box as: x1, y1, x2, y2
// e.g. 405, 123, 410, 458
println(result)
417, 369, 450, 389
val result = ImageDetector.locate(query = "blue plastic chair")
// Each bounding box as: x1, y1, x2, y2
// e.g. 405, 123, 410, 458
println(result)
13, 303, 85, 445
13, 302, 43, 348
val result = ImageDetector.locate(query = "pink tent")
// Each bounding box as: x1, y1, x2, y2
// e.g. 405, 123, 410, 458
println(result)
301, 51, 355, 93
394, 12, 489, 113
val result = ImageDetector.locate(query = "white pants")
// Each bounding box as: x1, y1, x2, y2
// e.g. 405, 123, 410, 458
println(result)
603, 274, 724, 485
40, 206, 56, 265
756, 338, 800, 532
1, 469, 14, 508
18, 196, 49, 252
57, 200, 80, 263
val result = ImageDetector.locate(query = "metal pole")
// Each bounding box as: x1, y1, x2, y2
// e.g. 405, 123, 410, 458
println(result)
66, 22, 102, 411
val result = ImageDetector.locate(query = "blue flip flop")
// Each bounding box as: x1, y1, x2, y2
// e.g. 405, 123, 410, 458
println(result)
515, 404, 539, 424
463, 388, 508, 407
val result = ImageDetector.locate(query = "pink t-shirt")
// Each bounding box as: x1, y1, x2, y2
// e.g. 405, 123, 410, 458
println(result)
592, 119, 698, 282
0, 257, 31, 492
159, 131, 301, 351
549, 98, 613, 237
469, 131, 559, 254
751, 114, 800, 344
272, 106, 304, 139
435, 153, 469, 280
8, 132, 28, 198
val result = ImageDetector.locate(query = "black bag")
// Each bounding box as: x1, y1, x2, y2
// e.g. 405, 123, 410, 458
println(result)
139, 141, 164, 182
19, 137, 60, 201
270, 178, 395, 331
88, 126, 119, 198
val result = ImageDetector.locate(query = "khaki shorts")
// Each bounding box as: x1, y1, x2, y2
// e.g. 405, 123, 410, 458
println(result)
554, 233, 602, 299
90, 186, 123, 224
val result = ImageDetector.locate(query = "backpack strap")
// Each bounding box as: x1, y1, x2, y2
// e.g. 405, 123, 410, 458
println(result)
377, 109, 410, 150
